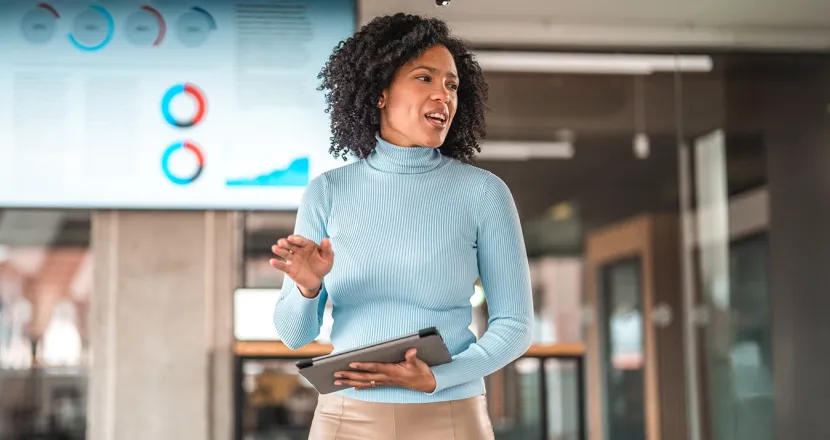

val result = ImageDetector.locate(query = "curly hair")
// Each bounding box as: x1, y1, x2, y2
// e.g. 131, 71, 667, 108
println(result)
317, 13, 488, 163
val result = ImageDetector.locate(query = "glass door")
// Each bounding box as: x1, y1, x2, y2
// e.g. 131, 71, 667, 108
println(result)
599, 258, 645, 440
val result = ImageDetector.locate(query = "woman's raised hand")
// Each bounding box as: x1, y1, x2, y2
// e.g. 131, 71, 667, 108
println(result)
270, 235, 334, 298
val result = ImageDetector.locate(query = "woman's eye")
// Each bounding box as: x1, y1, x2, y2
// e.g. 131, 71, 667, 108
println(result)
448, 83, 459, 91
416, 75, 431, 82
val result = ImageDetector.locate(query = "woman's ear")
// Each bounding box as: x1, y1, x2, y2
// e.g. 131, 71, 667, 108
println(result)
377, 90, 387, 108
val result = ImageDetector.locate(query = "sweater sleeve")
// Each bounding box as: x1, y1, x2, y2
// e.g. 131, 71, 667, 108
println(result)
427, 173, 534, 394
272, 174, 331, 350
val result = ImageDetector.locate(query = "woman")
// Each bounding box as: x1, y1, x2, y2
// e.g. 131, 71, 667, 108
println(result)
271, 13, 533, 439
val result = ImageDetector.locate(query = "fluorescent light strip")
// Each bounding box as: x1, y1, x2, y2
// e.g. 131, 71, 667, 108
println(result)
473, 52, 713, 75
478, 141, 574, 160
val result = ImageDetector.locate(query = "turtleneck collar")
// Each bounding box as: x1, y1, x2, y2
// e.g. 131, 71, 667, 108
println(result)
366, 134, 444, 174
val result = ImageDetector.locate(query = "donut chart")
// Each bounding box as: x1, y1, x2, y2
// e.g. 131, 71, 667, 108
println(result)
68, 5, 115, 52
125, 5, 166, 46
36, 2, 60, 17
175, 7, 216, 47
161, 141, 204, 185
160, 83, 207, 128
20, 3, 60, 44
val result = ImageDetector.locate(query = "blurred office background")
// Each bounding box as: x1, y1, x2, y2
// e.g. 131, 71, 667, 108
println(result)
1, 0, 829, 439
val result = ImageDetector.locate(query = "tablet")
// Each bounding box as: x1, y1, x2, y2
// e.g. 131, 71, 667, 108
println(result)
296, 327, 453, 394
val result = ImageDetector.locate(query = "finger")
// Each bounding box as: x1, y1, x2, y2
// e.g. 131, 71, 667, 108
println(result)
349, 362, 393, 375
334, 379, 377, 389
269, 258, 290, 272
335, 371, 387, 383
277, 238, 294, 253
271, 245, 293, 260
287, 235, 315, 247
405, 348, 419, 365
320, 238, 334, 256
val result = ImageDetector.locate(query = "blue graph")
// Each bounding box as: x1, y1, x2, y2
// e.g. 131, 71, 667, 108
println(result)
226, 157, 310, 187
68, 5, 115, 52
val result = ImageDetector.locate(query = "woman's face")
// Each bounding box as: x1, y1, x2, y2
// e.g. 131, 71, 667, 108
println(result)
378, 45, 459, 148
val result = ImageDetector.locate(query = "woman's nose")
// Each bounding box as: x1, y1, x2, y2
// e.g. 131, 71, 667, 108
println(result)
431, 86, 451, 103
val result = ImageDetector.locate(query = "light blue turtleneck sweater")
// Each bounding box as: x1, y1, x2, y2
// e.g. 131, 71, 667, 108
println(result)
273, 135, 533, 403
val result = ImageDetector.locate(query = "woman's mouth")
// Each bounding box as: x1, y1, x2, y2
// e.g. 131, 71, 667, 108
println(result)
424, 111, 448, 130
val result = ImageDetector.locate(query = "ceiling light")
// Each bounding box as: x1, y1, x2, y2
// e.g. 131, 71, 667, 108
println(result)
474, 51, 713, 75
633, 133, 650, 159
478, 141, 574, 160
548, 203, 573, 221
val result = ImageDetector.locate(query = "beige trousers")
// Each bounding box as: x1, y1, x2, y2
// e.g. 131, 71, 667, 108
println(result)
308, 393, 496, 440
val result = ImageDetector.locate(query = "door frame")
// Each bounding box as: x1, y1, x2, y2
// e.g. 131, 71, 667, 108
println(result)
586, 214, 661, 440
585, 213, 688, 440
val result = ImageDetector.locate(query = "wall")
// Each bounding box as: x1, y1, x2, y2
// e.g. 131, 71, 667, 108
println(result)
764, 68, 830, 439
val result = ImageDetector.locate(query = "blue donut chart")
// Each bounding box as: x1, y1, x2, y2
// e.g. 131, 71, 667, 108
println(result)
176, 7, 217, 47
191, 7, 217, 30
160, 83, 207, 128
68, 5, 115, 52
161, 141, 205, 185
20, 4, 61, 44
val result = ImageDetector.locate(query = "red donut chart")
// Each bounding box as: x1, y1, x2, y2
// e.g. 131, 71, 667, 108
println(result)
161, 140, 204, 185
140, 5, 166, 46
160, 83, 206, 128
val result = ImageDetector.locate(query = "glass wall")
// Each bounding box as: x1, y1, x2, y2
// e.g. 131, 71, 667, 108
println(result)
0, 209, 91, 440
240, 359, 317, 440
477, 56, 683, 440
677, 54, 776, 440
476, 51, 779, 440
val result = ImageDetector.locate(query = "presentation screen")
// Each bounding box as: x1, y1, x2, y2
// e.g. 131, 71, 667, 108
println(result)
0, 1, 356, 210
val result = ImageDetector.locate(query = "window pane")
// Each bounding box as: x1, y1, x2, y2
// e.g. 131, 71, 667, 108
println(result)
485, 357, 583, 440
240, 211, 336, 343
600, 259, 645, 440
244, 211, 296, 289
241, 359, 318, 440
242, 356, 583, 440
0, 209, 91, 439
679, 54, 774, 440
529, 257, 583, 344
545, 358, 580, 440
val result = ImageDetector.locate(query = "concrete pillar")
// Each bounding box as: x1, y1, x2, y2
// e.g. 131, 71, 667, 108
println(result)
88, 211, 241, 440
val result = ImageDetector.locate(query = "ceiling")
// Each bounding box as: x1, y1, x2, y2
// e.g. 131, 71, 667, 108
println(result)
362, 0, 830, 27
481, 71, 723, 141
359, 0, 830, 49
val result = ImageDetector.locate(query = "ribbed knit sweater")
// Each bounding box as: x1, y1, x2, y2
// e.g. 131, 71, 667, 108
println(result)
273, 135, 533, 403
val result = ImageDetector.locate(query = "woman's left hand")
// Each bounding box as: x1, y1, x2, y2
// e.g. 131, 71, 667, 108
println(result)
334, 348, 437, 393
